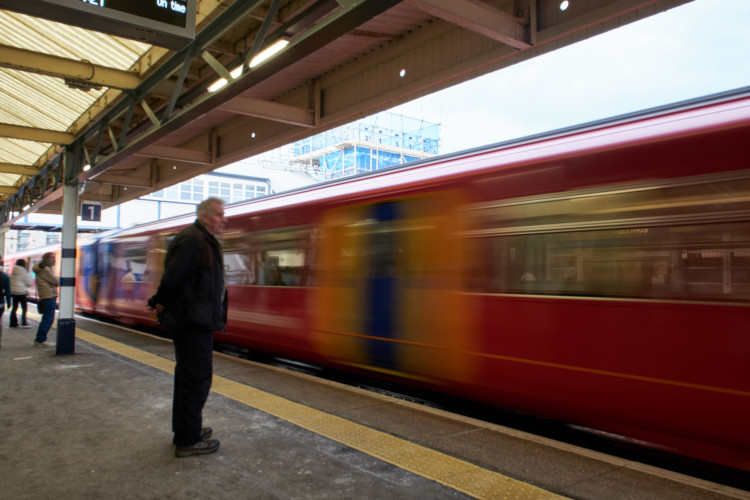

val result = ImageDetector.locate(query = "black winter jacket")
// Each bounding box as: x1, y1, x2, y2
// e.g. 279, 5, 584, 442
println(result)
148, 220, 227, 332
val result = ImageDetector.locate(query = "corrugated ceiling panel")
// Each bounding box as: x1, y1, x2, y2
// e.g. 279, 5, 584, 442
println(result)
0, 137, 49, 164
0, 7, 154, 184
0, 11, 148, 69
0, 173, 19, 185
0, 70, 101, 128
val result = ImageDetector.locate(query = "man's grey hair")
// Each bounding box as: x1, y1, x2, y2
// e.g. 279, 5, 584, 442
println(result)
42, 252, 55, 265
196, 197, 225, 216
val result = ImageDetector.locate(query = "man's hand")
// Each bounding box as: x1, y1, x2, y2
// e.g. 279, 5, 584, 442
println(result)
146, 303, 165, 314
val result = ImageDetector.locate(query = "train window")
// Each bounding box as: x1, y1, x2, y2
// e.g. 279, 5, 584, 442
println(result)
116, 238, 149, 283
220, 227, 313, 286
465, 171, 750, 302
476, 222, 750, 302
261, 249, 306, 286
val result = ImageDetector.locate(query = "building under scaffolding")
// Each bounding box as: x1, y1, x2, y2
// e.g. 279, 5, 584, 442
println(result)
253, 111, 440, 181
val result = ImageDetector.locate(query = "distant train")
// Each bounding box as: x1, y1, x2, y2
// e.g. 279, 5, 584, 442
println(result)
8, 87, 750, 473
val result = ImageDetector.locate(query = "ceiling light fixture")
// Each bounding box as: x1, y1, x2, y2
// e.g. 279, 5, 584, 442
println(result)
208, 39, 290, 93
207, 65, 243, 92
249, 38, 289, 68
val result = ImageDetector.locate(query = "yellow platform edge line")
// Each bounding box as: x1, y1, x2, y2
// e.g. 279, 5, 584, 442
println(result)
76, 328, 566, 500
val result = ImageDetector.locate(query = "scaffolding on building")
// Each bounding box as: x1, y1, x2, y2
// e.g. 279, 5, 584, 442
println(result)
244, 111, 440, 181
292, 111, 440, 181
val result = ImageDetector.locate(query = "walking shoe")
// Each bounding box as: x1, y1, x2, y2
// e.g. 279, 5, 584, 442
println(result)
173, 427, 212, 445
175, 439, 220, 458
34, 341, 54, 348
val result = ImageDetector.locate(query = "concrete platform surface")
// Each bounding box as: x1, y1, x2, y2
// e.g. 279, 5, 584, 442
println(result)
1, 316, 747, 500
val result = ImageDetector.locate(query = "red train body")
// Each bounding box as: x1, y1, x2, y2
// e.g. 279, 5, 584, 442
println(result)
8, 89, 750, 472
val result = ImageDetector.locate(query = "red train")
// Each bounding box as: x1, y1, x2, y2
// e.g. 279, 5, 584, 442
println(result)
8, 88, 750, 472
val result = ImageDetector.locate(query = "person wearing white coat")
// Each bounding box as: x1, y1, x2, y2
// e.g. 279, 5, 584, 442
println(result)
10, 259, 33, 328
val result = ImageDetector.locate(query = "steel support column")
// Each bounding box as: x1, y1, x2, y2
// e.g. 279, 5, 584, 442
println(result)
56, 149, 79, 355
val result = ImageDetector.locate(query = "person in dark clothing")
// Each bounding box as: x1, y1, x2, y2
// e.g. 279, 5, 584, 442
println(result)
0, 255, 11, 349
147, 198, 227, 458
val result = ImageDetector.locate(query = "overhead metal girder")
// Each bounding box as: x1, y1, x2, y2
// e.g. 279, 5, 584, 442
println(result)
135, 145, 213, 165
81, 0, 402, 184
241, 0, 284, 73
0, 123, 75, 143
405, 0, 530, 50
220, 97, 316, 128
0, 43, 177, 97
77, 0, 270, 178
0, 162, 39, 176
1, 158, 64, 223
92, 174, 153, 188
0, 44, 143, 90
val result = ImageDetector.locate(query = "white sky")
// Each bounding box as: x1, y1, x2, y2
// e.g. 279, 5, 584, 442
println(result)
389, 0, 750, 154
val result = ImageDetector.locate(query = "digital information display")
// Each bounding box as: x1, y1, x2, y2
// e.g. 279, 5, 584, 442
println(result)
0, 0, 196, 49
81, 0, 189, 29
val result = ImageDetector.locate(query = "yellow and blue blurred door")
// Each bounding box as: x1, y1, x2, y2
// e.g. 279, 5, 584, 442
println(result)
364, 201, 399, 369
313, 193, 475, 384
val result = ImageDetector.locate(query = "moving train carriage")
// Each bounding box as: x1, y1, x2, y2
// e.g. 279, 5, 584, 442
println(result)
75, 224, 173, 324
7, 88, 750, 472
461, 176, 750, 470
76, 229, 121, 314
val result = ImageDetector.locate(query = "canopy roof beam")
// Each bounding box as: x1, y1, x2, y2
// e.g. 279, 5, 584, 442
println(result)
220, 97, 316, 128
405, 0, 530, 50
0, 123, 75, 144
0, 44, 175, 95
0, 163, 40, 176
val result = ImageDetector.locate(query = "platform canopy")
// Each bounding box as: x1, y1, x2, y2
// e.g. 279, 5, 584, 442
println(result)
0, 0, 692, 226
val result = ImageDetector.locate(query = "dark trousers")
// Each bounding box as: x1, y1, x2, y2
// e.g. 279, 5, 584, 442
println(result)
171, 327, 214, 446
10, 294, 28, 327
35, 299, 56, 343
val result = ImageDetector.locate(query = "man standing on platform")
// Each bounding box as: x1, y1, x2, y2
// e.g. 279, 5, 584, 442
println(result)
147, 198, 227, 458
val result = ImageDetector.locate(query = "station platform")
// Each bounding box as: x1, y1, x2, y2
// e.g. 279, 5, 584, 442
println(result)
1, 314, 747, 500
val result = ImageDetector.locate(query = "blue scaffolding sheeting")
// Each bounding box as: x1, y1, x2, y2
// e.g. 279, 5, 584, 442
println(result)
292, 111, 440, 181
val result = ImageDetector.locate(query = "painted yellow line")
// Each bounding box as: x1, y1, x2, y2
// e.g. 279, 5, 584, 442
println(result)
75, 328, 566, 499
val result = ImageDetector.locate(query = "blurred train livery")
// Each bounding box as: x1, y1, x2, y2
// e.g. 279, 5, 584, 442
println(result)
8, 88, 750, 473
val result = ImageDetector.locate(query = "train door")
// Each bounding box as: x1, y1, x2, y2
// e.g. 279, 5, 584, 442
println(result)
363, 201, 399, 369
313, 192, 476, 384
94, 239, 115, 315
109, 236, 150, 321
76, 238, 100, 312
